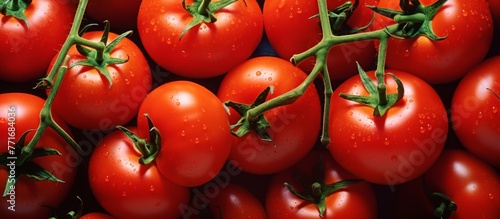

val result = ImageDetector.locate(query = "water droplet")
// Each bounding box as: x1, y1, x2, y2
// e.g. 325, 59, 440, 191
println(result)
183, 116, 188, 122
207, 52, 212, 59
489, 193, 494, 200
125, 78, 130, 85
153, 26, 158, 32
267, 77, 272, 81
166, 38, 172, 44
181, 50, 188, 58
202, 124, 207, 130
150, 19, 156, 25
289, 13, 294, 19
104, 176, 110, 182
194, 138, 200, 144
231, 44, 237, 51
255, 71, 262, 76
0, 117, 6, 123
296, 8, 302, 14
472, 129, 476, 134
230, 19, 235, 25
451, 24, 456, 30
180, 130, 186, 137
427, 124, 433, 130
478, 111, 483, 119
122, 191, 127, 197
150, 186, 155, 192
403, 49, 410, 57
82, 74, 87, 78
420, 127, 426, 133
175, 101, 180, 106
462, 10, 468, 16
160, 7, 165, 13
391, 155, 398, 162
492, 106, 498, 114
350, 134, 355, 140
384, 138, 390, 146
278, 0, 286, 8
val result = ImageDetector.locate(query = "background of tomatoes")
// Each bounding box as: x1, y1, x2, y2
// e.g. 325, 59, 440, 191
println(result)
1, 0, 499, 218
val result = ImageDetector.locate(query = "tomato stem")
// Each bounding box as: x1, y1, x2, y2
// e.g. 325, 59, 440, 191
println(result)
197, 0, 212, 16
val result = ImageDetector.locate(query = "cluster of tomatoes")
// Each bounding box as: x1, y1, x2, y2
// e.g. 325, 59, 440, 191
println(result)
1, 0, 500, 218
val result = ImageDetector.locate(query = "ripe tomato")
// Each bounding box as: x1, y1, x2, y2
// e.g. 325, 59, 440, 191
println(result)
373, 0, 493, 84
85, 0, 142, 31
217, 56, 322, 175
137, 0, 263, 78
137, 81, 232, 187
451, 56, 500, 167
266, 149, 378, 219
395, 149, 500, 219
0, 93, 77, 219
88, 127, 190, 219
79, 212, 116, 219
185, 183, 267, 219
263, 0, 378, 81
328, 69, 448, 185
47, 30, 152, 130
0, 0, 76, 82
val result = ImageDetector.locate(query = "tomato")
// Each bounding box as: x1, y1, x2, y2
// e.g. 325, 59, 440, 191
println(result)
88, 127, 190, 219
0, 93, 77, 219
47, 30, 152, 130
137, 81, 232, 187
217, 56, 322, 175
372, 0, 493, 84
263, 0, 378, 81
450, 56, 500, 167
85, 0, 142, 31
328, 69, 448, 185
394, 149, 500, 218
266, 149, 378, 219
185, 183, 267, 219
79, 212, 116, 219
0, 0, 76, 82
137, 0, 263, 78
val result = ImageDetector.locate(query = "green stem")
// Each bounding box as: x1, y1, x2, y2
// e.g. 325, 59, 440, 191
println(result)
394, 13, 426, 23
375, 35, 389, 106
197, 0, 212, 16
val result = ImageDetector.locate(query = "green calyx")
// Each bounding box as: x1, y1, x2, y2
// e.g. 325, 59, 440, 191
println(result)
0, 0, 31, 26
311, 0, 374, 35
117, 114, 161, 165
224, 86, 275, 145
340, 63, 404, 117
71, 21, 131, 88
0, 130, 64, 197
284, 154, 361, 217
368, 0, 447, 40
180, 0, 240, 39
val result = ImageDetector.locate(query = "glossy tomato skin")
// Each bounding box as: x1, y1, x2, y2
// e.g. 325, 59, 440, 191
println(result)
373, 0, 493, 84
48, 31, 152, 130
0, 0, 76, 82
424, 149, 500, 218
137, 0, 263, 78
208, 183, 267, 219
266, 149, 378, 219
85, 0, 142, 31
137, 81, 232, 187
217, 56, 322, 175
79, 212, 116, 219
0, 93, 77, 219
328, 69, 448, 185
451, 56, 500, 167
88, 127, 190, 219
263, 0, 378, 81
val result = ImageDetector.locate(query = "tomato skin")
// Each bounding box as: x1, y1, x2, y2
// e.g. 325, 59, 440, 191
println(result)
137, 0, 263, 78
48, 31, 152, 130
85, 0, 142, 31
137, 81, 232, 187
0, 93, 77, 219
88, 127, 190, 219
394, 149, 500, 219
263, 0, 378, 81
217, 56, 322, 175
451, 56, 500, 167
0, 0, 76, 82
328, 69, 448, 185
266, 149, 378, 219
373, 0, 493, 84
187, 183, 267, 219
79, 212, 116, 219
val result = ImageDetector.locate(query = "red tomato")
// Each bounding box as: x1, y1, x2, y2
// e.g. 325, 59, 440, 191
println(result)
0, 0, 76, 82
137, 81, 232, 187
266, 149, 378, 219
328, 69, 448, 185
47, 31, 152, 130
373, 0, 493, 84
395, 149, 500, 219
79, 212, 116, 219
185, 183, 267, 219
137, 0, 263, 78
217, 56, 322, 175
451, 56, 500, 167
0, 93, 77, 219
263, 0, 378, 81
85, 0, 142, 31
88, 127, 190, 219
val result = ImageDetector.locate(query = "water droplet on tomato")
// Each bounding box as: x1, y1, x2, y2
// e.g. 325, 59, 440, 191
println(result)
278, 0, 286, 8
150, 186, 155, 192
492, 106, 498, 114
296, 8, 302, 14
82, 74, 87, 78
477, 111, 483, 119
183, 116, 188, 122
451, 25, 456, 31
181, 50, 188, 58
175, 101, 180, 106
489, 193, 494, 200
150, 19, 156, 25
268, 77, 273, 81
160, 6, 165, 13
403, 49, 410, 57
202, 124, 207, 130
255, 71, 262, 76
166, 38, 172, 44
104, 176, 110, 182
384, 138, 390, 146
122, 191, 127, 197
289, 13, 294, 19
420, 127, 426, 133
391, 155, 398, 162
462, 10, 468, 17
0, 117, 5, 124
